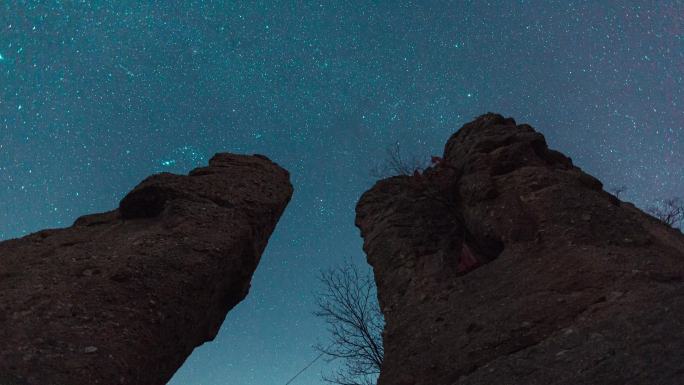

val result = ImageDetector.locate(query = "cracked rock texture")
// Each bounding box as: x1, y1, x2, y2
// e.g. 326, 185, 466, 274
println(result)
0, 153, 292, 385
356, 114, 684, 385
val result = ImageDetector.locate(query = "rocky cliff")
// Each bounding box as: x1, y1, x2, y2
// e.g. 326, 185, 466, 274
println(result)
0, 153, 292, 385
356, 114, 684, 385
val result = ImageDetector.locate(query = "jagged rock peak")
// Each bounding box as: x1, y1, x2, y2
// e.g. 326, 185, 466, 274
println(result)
356, 114, 684, 385
0, 153, 292, 385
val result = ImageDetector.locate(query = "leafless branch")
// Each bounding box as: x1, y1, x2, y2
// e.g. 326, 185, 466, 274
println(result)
370, 142, 427, 178
647, 197, 684, 229
610, 185, 627, 199
314, 263, 384, 385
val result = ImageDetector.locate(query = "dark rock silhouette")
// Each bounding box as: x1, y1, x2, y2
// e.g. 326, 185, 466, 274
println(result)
356, 114, 684, 385
0, 153, 292, 385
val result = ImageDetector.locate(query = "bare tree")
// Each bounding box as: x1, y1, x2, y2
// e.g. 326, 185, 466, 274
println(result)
610, 185, 627, 199
370, 142, 427, 178
647, 197, 684, 229
314, 263, 384, 385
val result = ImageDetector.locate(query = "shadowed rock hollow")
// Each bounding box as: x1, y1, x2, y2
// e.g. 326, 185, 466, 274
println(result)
356, 114, 684, 385
0, 153, 292, 385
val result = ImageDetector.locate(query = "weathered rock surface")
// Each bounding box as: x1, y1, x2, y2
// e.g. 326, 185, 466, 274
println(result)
356, 114, 684, 385
0, 153, 292, 385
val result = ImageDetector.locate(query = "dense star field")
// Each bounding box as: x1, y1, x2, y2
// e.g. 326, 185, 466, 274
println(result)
1, 2, 682, 384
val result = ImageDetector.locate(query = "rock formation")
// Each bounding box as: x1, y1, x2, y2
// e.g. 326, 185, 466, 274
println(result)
0, 153, 292, 385
356, 114, 684, 385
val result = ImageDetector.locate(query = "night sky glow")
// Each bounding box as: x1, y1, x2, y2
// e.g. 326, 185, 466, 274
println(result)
1, 2, 682, 384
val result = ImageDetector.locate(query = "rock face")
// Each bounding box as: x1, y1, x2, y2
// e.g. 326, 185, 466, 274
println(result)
0, 153, 292, 385
356, 114, 684, 385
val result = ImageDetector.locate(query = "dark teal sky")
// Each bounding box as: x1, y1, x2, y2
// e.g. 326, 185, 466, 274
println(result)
1, 2, 682, 384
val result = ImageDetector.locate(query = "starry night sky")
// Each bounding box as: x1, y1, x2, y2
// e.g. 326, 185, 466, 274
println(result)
1, 2, 682, 384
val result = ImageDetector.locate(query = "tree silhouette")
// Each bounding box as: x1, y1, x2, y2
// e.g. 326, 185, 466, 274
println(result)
370, 142, 427, 178
647, 197, 684, 229
314, 263, 384, 385
610, 185, 627, 199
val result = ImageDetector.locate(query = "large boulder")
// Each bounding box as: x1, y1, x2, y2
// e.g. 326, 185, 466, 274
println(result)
356, 114, 684, 385
0, 153, 292, 385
